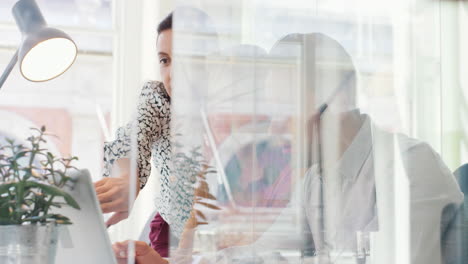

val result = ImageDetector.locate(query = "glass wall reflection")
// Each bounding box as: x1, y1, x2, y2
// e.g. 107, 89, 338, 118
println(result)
165, 1, 466, 264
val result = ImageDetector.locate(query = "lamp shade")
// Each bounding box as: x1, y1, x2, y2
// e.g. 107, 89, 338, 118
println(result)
13, 0, 77, 82
18, 27, 77, 82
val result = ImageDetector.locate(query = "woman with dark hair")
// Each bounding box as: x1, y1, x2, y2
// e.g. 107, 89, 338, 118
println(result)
94, 7, 217, 262
96, 11, 173, 259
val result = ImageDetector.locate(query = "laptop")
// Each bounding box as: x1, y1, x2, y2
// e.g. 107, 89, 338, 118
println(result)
52, 169, 117, 264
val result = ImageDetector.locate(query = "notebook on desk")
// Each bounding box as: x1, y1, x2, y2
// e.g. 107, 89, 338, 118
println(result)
52, 169, 117, 264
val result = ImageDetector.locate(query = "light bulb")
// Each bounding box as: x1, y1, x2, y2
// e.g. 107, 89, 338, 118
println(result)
20, 37, 77, 82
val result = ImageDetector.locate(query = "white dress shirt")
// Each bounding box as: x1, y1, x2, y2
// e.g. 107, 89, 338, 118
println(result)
211, 114, 463, 264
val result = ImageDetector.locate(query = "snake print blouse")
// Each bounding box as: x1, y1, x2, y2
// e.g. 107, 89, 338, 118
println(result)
102, 81, 197, 238
103, 81, 171, 189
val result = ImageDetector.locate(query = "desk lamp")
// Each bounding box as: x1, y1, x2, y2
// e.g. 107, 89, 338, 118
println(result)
0, 0, 77, 89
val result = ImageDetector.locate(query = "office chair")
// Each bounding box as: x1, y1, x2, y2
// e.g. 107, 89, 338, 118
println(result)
454, 164, 468, 200
445, 163, 468, 264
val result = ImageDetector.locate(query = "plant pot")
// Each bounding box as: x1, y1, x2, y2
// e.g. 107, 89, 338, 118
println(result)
0, 223, 59, 264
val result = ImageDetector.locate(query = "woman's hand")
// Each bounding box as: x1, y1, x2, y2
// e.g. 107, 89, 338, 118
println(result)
95, 177, 130, 213
112, 240, 168, 264
95, 158, 140, 226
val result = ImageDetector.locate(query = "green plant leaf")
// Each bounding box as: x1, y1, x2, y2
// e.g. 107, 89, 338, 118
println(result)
16, 182, 25, 205
50, 214, 70, 221
0, 203, 10, 218
0, 183, 16, 194
23, 213, 71, 224
0, 217, 15, 225
54, 220, 72, 225
22, 215, 52, 223
13, 151, 29, 160
46, 152, 54, 163
24, 182, 80, 210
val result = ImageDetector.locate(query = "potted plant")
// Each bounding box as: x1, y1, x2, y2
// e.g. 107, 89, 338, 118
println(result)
0, 126, 80, 264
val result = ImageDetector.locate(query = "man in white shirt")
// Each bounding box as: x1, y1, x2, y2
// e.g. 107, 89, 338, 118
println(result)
205, 33, 464, 264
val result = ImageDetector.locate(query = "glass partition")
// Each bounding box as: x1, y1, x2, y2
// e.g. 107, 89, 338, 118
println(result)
166, 1, 467, 264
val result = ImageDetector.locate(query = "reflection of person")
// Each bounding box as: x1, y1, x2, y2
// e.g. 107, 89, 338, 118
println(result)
209, 33, 464, 264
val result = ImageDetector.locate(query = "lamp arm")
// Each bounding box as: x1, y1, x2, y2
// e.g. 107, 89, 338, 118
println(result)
0, 50, 19, 90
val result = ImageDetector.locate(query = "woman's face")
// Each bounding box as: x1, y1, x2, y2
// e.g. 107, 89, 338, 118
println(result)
157, 29, 173, 96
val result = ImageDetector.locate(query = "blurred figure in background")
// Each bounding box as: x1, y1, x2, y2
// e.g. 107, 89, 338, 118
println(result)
209, 32, 464, 264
